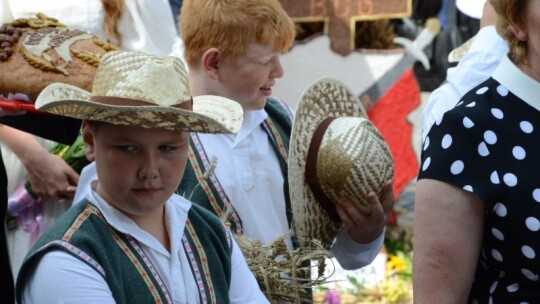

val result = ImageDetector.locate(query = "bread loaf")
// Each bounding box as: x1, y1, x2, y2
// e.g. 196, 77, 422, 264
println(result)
0, 13, 119, 101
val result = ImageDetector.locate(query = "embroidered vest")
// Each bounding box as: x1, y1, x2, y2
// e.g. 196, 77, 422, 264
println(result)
179, 97, 293, 237
16, 200, 232, 304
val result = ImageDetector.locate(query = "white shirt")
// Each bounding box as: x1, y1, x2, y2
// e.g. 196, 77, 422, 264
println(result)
421, 26, 509, 141
23, 186, 268, 304
74, 107, 383, 271
1, 0, 179, 57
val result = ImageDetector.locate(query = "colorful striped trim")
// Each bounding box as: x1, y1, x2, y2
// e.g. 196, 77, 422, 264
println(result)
262, 118, 288, 162
42, 240, 106, 277
182, 218, 217, 304
128, 237, 173, 304
61, 204, 168, 304
189, 133, 243, 234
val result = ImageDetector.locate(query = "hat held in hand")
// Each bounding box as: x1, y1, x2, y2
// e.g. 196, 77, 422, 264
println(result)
35, 50, 243, 133
289, 78, 394, 249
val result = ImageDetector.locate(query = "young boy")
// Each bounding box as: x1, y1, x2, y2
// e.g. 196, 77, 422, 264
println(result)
73, 0, 393, 285
15, 51, 268, 303
178, 0, 393, 270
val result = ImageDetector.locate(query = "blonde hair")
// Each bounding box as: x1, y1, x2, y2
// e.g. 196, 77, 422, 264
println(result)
179, 0, 296, 68
491, 0, 527, 64
100, 0, 124, 46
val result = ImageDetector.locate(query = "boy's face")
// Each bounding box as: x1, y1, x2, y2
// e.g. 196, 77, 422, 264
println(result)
215, 43, 284, 111
83, 122, 189, 219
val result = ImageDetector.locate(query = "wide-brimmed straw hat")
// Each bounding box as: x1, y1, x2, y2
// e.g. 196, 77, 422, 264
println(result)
35, 51, 243, 133
288, 78, 394, 249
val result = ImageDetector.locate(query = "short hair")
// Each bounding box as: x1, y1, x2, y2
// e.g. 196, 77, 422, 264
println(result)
491, 0, 528, 64
179, 0, 296, 68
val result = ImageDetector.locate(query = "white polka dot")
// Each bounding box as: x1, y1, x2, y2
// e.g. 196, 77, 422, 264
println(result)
503, 173, 518, 187
456, 100, 464, 107
521, 269, 539, 281
423, 136, 430, 151
490, 171, 500, 184
466, 101, 476, 108
478, 142, 490, 157
520, 121, 533, 134
492, 249, 503, 262
492, 228, 504, 240
493, 203, 507, 217
476, 86, 489, 94
450, 160, 464, 175
522, 245, 536, 259
497, 85, 509, 96
435, 115, 443, 126
491, 108, 504, 119
463, 185, 473, 192
463, 117, 475, 128
489, 297, 493, 304
441, 134, 452, 149
484, 130, 498, 145
513, 146, 526, 160
533, 189, 540, 202
422, 157, 431, 171
489, 280, 498, 293
507, 283, 520, 292
526, 217, 540, 231
520, 302, 530, 304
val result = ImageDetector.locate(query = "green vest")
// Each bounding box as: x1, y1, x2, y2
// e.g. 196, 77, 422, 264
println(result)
179, 97, 294, 237
16, 200, 232, 304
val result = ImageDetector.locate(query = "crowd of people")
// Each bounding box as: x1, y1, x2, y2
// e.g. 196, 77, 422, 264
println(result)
1, 0, 540, 303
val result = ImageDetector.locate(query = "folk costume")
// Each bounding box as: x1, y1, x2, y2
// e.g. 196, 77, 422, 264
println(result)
16, 50, 267, 304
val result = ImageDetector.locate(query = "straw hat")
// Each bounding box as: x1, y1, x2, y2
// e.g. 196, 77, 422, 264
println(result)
289, 78, 394, 249
35, 51, 243, 133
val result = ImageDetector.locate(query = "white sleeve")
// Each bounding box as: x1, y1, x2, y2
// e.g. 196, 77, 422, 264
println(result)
22, 251, 116, 304
120, 0, 178, 56
330, 227, 384, 270
228, 231, 270, 304
421, 26, 508, 141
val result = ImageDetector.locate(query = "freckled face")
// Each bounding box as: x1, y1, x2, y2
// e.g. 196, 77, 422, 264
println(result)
83, 123, 188, 219
215, 43, 284, 111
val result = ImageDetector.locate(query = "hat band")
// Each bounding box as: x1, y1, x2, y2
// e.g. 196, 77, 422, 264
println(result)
305, 116, 340, 223
90, 96, 193, 110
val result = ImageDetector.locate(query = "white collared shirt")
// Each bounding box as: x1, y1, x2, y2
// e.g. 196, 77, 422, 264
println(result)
24, 186, 268, 303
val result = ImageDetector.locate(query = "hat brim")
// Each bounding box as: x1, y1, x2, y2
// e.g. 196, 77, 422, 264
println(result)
288, 78, 367, 248
35, 83, 243, 133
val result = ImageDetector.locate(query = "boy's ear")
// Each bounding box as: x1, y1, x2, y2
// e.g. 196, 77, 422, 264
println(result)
201, 48, 220, 80
81, 121, 96, 162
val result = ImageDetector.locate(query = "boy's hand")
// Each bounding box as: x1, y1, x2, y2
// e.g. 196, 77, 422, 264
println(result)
335, 181, 394, 244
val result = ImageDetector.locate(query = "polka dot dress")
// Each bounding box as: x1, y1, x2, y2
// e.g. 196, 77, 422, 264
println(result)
419, 77, 540, 303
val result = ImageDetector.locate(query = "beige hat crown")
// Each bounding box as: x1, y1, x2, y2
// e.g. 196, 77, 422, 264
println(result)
36, 51, 243, 133
289, 78, 394, 249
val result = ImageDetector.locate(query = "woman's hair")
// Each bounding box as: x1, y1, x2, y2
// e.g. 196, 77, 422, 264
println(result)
491, 0, 528, 64
100, 0, 124, 46
179, 0, 296, 68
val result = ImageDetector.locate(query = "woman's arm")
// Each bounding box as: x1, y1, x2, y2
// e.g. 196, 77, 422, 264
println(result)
413, 178, 484, 303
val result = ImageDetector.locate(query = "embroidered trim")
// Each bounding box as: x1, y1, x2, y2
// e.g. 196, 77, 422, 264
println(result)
61, 204, 167, 304
189, 134, 243, 234
43, 240, 106, 277
183, 218, 217, 304
128, 237, 173, 304
262, 118, 288, 162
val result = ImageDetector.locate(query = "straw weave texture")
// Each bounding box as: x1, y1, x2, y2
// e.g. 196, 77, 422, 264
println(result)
36, 51, 243, 133
289, 78, 393, 249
